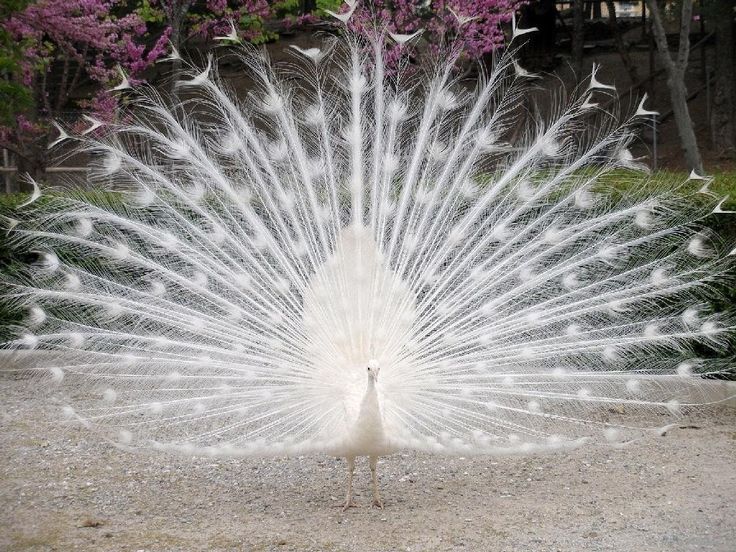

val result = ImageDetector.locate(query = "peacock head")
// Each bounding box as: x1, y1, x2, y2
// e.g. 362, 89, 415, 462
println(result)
367, 359, 380, 382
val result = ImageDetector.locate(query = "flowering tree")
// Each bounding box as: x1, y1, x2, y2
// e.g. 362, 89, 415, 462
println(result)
1, 0, 170, 184
131, 0, 273, 107
347, 0, 524, 67
141, 0, 272, 77
0, 0, 524, 189
0, 1, 32, 130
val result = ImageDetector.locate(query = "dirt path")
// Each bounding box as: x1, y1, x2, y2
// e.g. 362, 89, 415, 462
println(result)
1, 376, 735, 552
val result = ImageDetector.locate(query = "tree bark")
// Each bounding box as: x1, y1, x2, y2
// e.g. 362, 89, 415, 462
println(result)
572, 0, 585, 78
646, 0, 703, 174
711, 0, 736, 157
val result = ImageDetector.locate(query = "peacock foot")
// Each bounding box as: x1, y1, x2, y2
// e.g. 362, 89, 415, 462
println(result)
342, 499, 358, 511
372, 498, 384, 509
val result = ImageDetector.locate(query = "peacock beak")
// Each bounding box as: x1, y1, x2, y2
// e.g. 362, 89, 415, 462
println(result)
367, 359, 380, 381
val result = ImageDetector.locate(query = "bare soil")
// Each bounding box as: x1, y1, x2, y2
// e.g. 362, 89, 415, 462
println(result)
1, 375, 735, 552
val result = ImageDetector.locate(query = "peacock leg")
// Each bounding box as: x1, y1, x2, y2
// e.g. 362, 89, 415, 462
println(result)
369, 455, 383, 509
342, 456, 358, 510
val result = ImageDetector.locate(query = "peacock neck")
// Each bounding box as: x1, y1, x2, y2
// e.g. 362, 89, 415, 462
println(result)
356, 373, 382, 422
362, 375, 378, 407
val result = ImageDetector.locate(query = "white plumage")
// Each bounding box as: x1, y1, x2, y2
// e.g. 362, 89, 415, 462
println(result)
3, 23, 735, 510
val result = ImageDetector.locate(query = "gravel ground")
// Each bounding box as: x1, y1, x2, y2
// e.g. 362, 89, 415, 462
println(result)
1, 375, 735, 552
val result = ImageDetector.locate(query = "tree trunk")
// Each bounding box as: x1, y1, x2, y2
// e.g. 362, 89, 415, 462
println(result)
605, 0, 639, 84
166, 0, 194, 98
711, 0, 736, 157
572, 0, 585, 78
9, 68, 48, 192
591, 1, 601, 19
667, 76, 703, 171
646, 0, 703, 174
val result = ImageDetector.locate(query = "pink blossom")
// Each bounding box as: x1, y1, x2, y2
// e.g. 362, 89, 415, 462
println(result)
345, 0, 525, 66
4, 0, 167, 86
1, 0, 169, 149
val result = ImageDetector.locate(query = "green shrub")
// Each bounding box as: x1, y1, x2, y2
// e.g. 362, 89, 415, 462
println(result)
0, 193, 36, 342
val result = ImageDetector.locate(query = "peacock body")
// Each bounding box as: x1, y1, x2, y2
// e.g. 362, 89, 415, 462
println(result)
2, 9, 735, 509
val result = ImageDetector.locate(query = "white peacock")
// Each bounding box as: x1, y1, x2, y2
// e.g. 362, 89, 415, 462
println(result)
3, 7, 734, 510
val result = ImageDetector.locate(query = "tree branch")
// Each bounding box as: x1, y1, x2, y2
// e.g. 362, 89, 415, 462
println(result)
56, 54, 71, 112
605, 0, 639, 84
40, 68, 52, 116
66, 44, 89, 107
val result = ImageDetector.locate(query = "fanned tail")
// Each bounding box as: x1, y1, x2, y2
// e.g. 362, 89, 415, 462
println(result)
2, 30, 734, 456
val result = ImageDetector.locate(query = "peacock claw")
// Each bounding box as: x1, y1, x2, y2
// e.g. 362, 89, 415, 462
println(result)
372, 499, 384, 509
342, 500, 358, 511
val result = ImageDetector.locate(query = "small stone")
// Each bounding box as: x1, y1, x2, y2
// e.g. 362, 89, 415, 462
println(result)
78, 518, 104, 528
